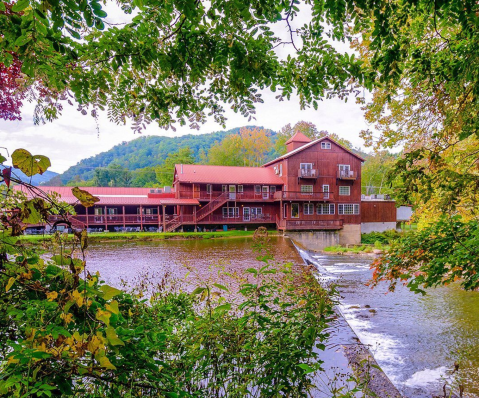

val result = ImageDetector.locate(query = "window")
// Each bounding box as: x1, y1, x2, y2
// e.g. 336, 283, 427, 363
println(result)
255, 185, 261, 194
270, 186, 276, 194
279, 164, 283, 176
338, 204, 360, 215
107, 208, 118, 215
222, 185, 227, 192
339, 186, 350, 196
94, 208, 103, 215
322, 185, 329, 192
291, 203, 299, 218
303, 203, 314, 215
222, 207, 239, 218
338, 164, 352, 178
238, 185, 244, 193
317, 203, 335, 215
300, 163, 313, 170
206, 184, 212, 194
251, 207, 263, 217
300, 185, 313, 194
283, 203, 287, 219
321, 142, 331, 149
144, 208, 156, 215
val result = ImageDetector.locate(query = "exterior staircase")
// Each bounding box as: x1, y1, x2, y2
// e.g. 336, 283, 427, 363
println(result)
195, 192, 229, 222
164, 192, 229, 232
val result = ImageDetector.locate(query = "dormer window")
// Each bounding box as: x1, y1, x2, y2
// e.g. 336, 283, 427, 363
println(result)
321, 142, 331, 149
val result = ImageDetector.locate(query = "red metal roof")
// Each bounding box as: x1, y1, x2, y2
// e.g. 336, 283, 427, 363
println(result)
263, 136, 365, 167
174, 164, 284, 185
12, 186, 172, 206
285, 132, 312, 144
158, 198, 199, 206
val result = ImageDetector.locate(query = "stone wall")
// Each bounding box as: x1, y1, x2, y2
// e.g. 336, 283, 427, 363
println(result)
286, 230, 339, 251
338, 224, 361, 246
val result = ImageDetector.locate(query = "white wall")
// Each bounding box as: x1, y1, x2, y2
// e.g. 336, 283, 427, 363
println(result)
397, 206, 413, 222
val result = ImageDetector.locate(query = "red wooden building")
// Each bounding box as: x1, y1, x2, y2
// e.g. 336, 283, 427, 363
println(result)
16, 133, 394, 243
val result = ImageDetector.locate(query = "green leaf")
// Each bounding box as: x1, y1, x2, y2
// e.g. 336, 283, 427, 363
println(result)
106, 327, 125, 346
99, 356, 116, 370
12, 0, 30, 12
0, 3, 5, 11
100, 285, 122, 300
297, 363, 315, 374
191, 287, 206, 295
11, 149, 51, 176
66, 27, 81, 40
245, 268, 258, 276
214, 303, 231, 312
0, 154, 6, 163
213, 283, 229, 292
92, 8, 107, 18
14, 35, 32, 47
71, 187, 100, 207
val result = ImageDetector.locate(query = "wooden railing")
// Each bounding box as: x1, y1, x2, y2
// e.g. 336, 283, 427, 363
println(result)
298, 169, 318, 178
337, 170, 357, 180
196, 192, 229, 221
71, 214, 161, 225
181, 191, 276, 201
198, 214, 274, 224
273, 191, 333, 201
283, 219, 343, 230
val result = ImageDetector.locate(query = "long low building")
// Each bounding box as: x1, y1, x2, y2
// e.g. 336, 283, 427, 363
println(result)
14, 134, 403, 244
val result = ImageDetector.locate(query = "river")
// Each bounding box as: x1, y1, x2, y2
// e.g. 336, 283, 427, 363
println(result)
85, 237, 479, 397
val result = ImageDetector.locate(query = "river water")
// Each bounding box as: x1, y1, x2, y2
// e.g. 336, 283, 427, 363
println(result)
85, 237, 479, 397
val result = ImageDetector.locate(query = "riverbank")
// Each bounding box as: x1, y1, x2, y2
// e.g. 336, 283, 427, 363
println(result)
322, 244, 388, 256
19, 229, 280, 244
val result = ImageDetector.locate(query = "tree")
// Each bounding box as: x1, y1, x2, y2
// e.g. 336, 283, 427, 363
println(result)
360, 151, 398, 196
0, 0, 369, 131
92, 164, 133, 187
207, 127, 272, 167
155, 147, 195, 186
131, 166, 157, 187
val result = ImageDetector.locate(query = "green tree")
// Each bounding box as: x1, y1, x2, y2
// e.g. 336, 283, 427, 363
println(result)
207, 127, 272, 167
156, 147, 195, 186
131, 167, 157, 187
361, 151, 398, 196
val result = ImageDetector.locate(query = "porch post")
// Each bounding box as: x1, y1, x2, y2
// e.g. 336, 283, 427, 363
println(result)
122, 206, 126, 228
157, 206, 161, 230
104, 206, 108, 230
162, 205, 166, 232
86, 206, 89, 228
140, 205, 143, 231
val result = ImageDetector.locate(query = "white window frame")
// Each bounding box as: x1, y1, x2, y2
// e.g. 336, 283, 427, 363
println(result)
291, 203, 299, 218
338, 204, 360, 215
222, 207, 239, 218
339, 186, 351, 196
303, 203, 314, 215
300, 185, 313, 194
238, 185, 244, 193
321, 142, 331, 149
317, 203, 335, 215
206, 184, 212, 194
94, 208, 103, 215
251, 207, 263, 218
108, 208, 118, 215
270, 186, 276, 194
254, 185, 261, 194
300, 163, 313, 170
222, 185, 227, 193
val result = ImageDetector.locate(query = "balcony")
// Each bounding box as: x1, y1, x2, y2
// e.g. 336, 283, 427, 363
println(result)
276, 219, 343, 231
184, 191, 276, 201
273, 191, 334, 201
298, 169, 318, 179
337, 170, 357, 180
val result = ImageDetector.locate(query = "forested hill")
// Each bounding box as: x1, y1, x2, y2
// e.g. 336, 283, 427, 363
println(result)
0, 165, 58, 186
53, 127, 273, 184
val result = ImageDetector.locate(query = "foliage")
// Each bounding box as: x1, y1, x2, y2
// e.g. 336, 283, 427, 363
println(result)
156, 147, 195, 187
371, 216, 479, 294
0, 55, 25, 121
0, 0, 367, 130
355, 0, 479, 222
360, 151, 399, 196
360, 230, 402, 245
51, 128, 271, 185
207, 127, 272, 167
92, 164, 133, 187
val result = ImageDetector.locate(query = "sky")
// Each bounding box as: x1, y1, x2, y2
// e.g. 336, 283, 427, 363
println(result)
0, 4, 375, 174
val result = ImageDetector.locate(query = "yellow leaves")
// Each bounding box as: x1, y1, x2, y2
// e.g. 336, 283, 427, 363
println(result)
11, 149, 51, 177
100, 285, 122, 300
96, 308, 112, 326
46, 291, 58, 301
72, 187, 100, 207
106, 327, 124, 346
87, 334, 105, 354
99, 356, 116, 370
105, 300, 119, 315
61, 312, 74, 325
5, 277, 15, 292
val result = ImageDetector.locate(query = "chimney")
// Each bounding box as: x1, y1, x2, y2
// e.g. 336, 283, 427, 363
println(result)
285, 132, 312, 152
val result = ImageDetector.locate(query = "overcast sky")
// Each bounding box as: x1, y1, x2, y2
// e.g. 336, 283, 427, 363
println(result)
0, 4, 374, 174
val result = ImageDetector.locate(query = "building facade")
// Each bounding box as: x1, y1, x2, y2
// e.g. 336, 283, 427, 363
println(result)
15, 134, 397, 245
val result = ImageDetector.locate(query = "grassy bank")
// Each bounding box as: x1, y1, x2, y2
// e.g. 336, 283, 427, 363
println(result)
19, 229, 280, 244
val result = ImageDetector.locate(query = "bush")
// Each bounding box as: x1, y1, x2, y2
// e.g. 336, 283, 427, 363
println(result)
361, 230, 402, 245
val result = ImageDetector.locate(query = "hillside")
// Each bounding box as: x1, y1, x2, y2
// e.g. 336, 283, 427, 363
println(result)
53, 127, 275, 185
1, 165, 58, 186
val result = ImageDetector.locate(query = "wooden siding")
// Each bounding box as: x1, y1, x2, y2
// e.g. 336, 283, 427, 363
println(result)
361, 201, 397, 223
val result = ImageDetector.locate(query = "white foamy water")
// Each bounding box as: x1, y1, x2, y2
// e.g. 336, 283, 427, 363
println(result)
403, 366, 449, 387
